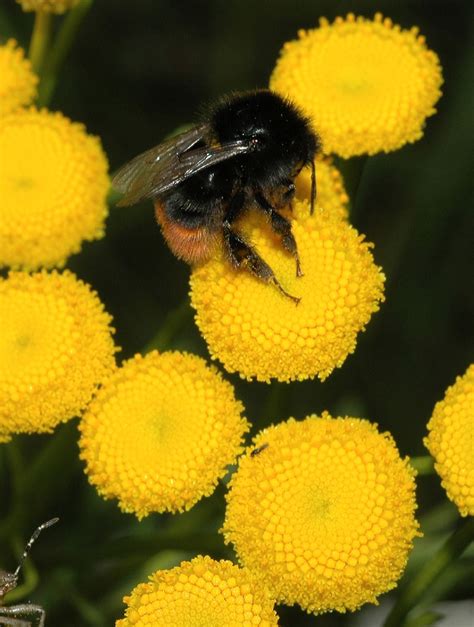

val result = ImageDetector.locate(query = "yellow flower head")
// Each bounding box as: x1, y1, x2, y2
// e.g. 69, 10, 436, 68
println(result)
0, 40, 37, 116
223, 413, 420, 614
79, 351, 249, 518
424, 364, 474, 517
270, 14, 443, 157
116, 555, 278, 626
190, 201, 384, 382
295, 156, 349, 221
16, 0, 79, 13
0, 271, 116, 443
0, 108, 109, 269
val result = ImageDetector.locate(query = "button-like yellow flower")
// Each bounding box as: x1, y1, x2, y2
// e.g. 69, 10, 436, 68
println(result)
79, 351, 249, 518
0, 108, 109, 269
0, 271, 116, 442
116, 555, 278, 626
190, 201, 384, 382
0, 40, 37, 117
223, 413, 420, 614
16, 0, 79, 13
270, 14, 443, 157
296, 156, 349, 221
424, 364, 474, 517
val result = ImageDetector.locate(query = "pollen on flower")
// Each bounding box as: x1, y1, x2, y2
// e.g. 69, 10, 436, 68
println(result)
424, 364, 474, 516
79, 351, 249, 518
0, 271, 116, 443
270, 13, 443, 157
15, 0, 79, 13
295, 156, 349, 221
0, 108, 109, 269
0, 40, 37, 116
116, 555, 279, 626
190, 200, 384, 382
222, 413, 420, 614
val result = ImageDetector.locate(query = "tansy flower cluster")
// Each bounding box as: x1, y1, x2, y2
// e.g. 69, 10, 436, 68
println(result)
190, 200, 385, 382
0, 108, 109, 269
270, 13, 443, 157
117, 556, 278, 626
424, 364, 474, 517
16, 0, 80, 13
79, 350, 248, 518
223, 413, 420, 614
0, 271, 116, 442
0, 40, 37, 116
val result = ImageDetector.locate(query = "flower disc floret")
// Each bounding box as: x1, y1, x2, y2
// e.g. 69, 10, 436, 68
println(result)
116, 555, 278, 626
0, 271, 116, 442
16, 0, 79, 13
270, 14, 443, 157
223, 413, 420, 613
190, 201, 384, 382
295, 157, 349, 221
0, 40, 37, 116
0, 108, 109, 269
79, 351, 249, 518
424, 364, 474, 516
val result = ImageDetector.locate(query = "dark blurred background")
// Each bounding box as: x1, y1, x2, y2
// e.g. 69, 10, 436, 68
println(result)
0, 0, 473, 625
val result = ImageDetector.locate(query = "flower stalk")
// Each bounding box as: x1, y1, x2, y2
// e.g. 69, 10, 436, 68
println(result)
410, 456, 435, 476
38, 0, 93, 106
28, 10, 52, 75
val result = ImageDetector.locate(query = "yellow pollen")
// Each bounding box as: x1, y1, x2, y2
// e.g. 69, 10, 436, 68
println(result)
0, 270, 117, 442
424, 364, 474, 516
270, 13, 443, 157
0, 107, 109, 269
223, 413, 420, 614
79, 350, 249, 518
0, 40, 37, 116
116, 556, 278, 626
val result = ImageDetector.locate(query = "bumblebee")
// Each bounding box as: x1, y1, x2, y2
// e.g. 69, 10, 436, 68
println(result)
112, 90, 320, 301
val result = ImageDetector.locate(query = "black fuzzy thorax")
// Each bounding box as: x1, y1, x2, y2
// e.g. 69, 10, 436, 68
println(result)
209, 90, 319, 190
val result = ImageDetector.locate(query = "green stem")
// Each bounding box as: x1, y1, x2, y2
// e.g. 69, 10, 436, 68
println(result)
37, 0, 93, 107
143, 301, 192, 353
335, 155, 369, 221
29, 11, 53, 76
383, 517, 474, 627
410, 455, 435, 476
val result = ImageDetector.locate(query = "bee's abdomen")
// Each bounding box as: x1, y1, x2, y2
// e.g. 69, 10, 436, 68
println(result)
154, 201, 219, 265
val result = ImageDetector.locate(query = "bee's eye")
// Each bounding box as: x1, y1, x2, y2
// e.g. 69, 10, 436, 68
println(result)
249, 128, 268, 148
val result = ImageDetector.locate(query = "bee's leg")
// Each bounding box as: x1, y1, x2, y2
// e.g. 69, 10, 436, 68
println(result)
254, 190, 302, 277
223, 226, 300, 304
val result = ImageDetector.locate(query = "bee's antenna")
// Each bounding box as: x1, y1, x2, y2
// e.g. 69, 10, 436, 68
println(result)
13, 518, 59, 578
310, 159, 317, 215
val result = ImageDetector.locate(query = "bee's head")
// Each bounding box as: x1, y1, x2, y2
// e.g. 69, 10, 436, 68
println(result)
212, 90, 319, 168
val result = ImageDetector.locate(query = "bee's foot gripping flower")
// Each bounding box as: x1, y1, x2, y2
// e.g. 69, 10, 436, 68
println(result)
0, 271, 117, 442
190, 201, 385, 382
223, 413, 420, 614
79, 350, 249, 518
116, 555, 279, 626
270, 14, 443, 157
424, 364, 474, 517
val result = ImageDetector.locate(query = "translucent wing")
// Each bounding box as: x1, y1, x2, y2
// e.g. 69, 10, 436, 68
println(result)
112, 124, 251, 206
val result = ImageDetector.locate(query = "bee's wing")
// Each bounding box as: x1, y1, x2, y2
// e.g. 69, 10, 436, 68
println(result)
112, 124, 251, 206
112, 124, 209, 206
